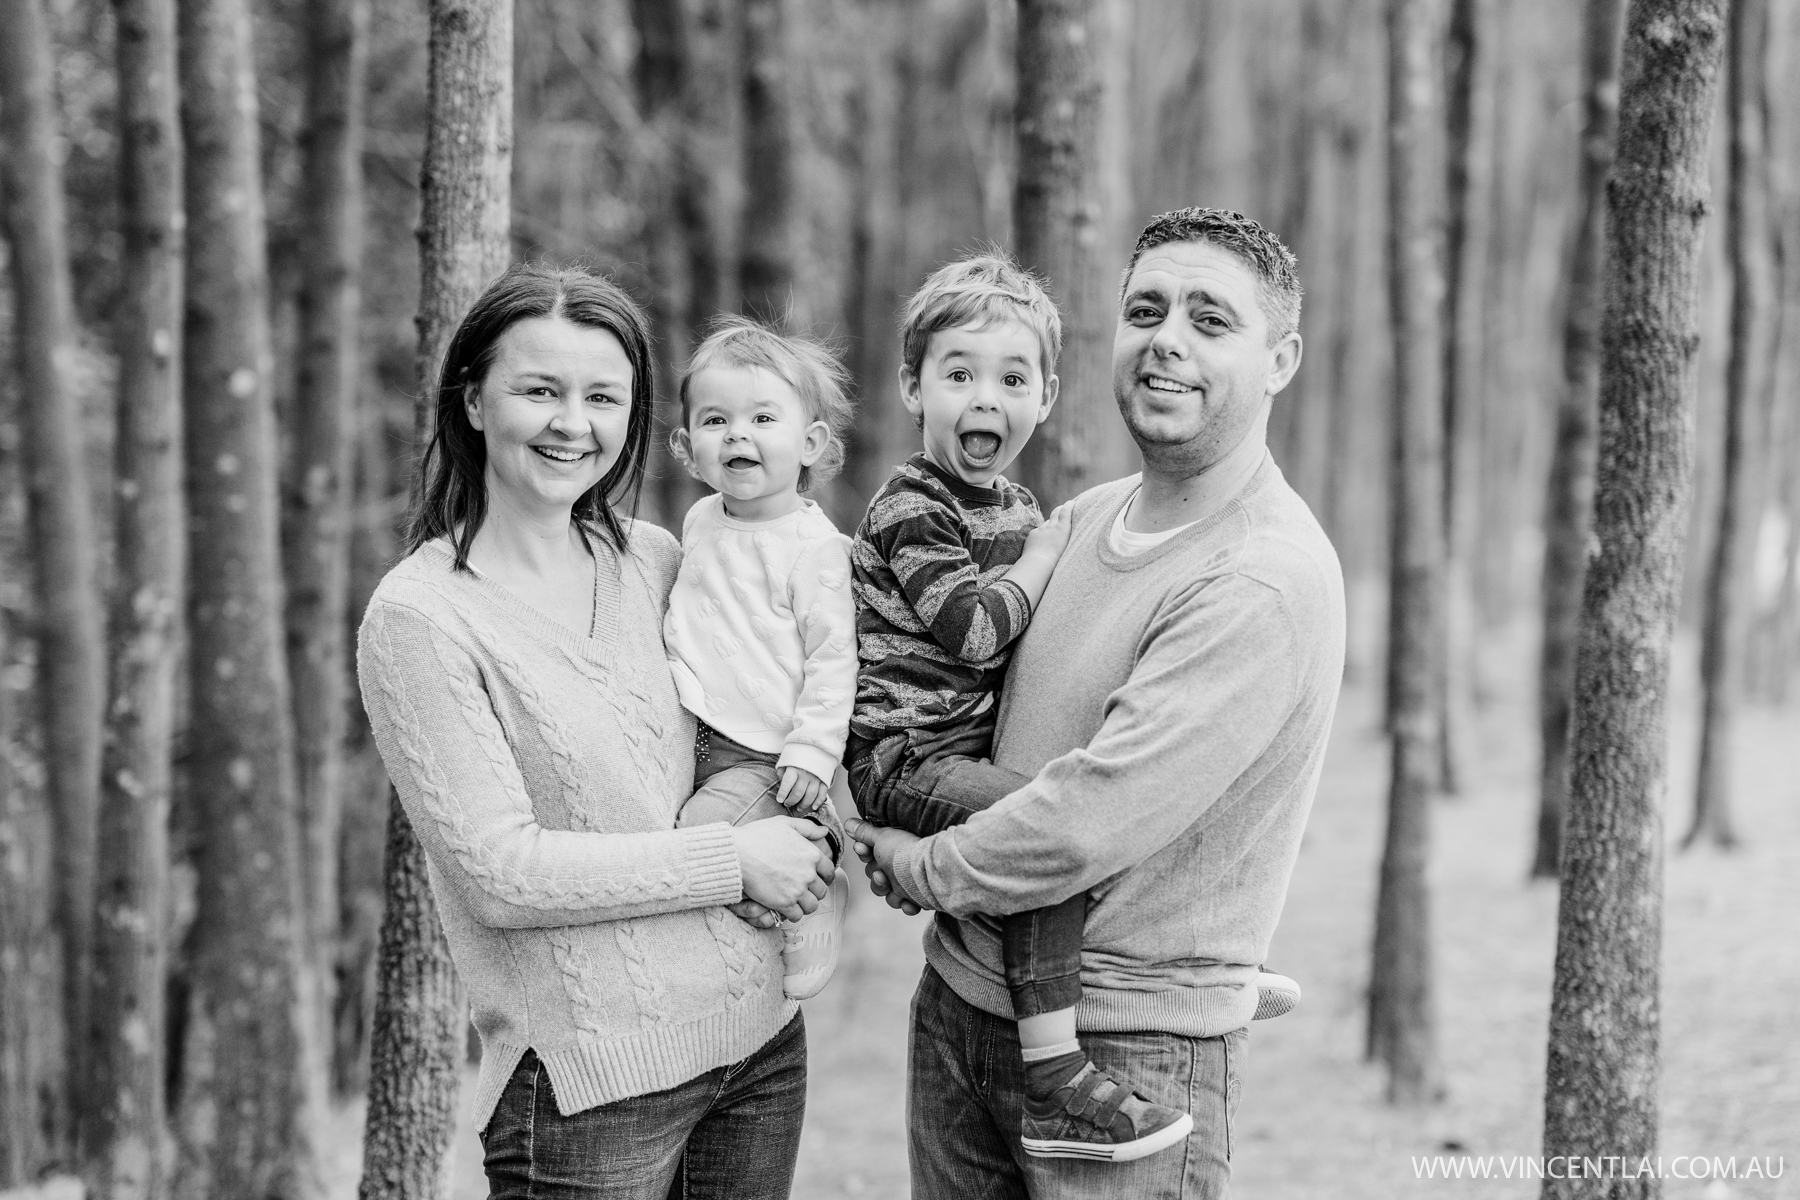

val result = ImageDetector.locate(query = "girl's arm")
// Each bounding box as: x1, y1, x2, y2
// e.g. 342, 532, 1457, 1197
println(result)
778, 532, 859, 787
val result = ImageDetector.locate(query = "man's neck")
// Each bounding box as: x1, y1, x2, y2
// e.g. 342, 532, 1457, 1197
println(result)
1130, 429, 1267, 535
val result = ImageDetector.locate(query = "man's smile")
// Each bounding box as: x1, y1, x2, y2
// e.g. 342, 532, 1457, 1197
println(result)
1143, 374, 1198, 395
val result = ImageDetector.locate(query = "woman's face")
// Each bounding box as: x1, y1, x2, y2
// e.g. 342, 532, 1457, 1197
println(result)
466, 316, 634, 520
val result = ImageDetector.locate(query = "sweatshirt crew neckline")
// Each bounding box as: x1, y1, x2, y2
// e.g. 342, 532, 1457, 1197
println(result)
911, 451, 1011, 507
1092, 453, 1275, 573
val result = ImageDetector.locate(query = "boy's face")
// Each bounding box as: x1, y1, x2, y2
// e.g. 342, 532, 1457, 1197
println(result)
676, 364, 828, 521
900, 319, 1059, 488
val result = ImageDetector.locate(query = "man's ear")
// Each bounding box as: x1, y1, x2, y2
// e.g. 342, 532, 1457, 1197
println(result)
798, 420, 832, 467
1266, 332, 1303, 398
1037, 373, 1061, 425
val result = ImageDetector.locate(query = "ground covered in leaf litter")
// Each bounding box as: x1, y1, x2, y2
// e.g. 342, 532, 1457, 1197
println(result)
312, 627, 1797, 1200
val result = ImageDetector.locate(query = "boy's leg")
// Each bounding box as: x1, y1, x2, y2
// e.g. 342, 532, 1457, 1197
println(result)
848, 711, 1032, 837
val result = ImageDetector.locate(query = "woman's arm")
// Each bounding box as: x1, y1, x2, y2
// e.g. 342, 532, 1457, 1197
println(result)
359, 597, 831, 928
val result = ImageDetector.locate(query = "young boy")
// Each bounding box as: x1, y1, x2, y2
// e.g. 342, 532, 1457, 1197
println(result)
843, 254, 1196, 1163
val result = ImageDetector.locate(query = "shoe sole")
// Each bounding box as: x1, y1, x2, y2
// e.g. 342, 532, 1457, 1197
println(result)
1021, 1112, 1194, 1162
783, 873, 847, 1001
1253, 971, 1301, 1021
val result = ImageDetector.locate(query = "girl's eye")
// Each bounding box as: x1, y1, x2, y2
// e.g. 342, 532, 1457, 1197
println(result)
702, 415, 725, 426
948, 369, 971, 384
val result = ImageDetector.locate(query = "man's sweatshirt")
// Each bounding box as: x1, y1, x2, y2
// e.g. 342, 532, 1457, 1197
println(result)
892, 456, 1346, 1037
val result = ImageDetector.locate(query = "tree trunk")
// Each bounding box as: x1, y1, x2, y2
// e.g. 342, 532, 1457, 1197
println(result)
1686, 0, 1774, 852
1533, 0, 1626, 880
1012, 0, 1115, 509
360, 2, 509, 1195
0, 0, 108, 1156
85, 0, 184, 1194
741, 0, 800, 325
284, 0, 369, 1058
1438, 0, 1491, 797
1540, 1, 1726, 1194
174, 0, 325, 1193
1367, 0, 1443, 1108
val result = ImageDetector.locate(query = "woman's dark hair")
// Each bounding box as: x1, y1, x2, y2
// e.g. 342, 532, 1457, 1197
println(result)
405, 262, 656, 569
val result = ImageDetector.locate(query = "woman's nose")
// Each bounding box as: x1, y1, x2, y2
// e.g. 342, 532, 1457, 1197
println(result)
546, 394, 586, 434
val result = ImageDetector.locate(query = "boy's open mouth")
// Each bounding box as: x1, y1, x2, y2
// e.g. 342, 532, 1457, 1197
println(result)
725, 455, 760, 470
958, 431, 1002, 463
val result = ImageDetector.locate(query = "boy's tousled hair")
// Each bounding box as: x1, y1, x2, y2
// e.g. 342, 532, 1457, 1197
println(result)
674, 315, 855, 493
899, 250, 1063, 383
1124, 207, 1303, 344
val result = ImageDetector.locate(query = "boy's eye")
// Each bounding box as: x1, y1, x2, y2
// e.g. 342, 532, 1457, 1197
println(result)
1003, 373, 1026, 388
754, 413, 775, 423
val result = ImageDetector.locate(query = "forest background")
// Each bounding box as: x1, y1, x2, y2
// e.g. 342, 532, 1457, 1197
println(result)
1, 0, 1797, 1197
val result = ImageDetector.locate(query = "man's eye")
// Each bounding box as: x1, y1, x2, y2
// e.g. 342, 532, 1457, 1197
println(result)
1129, 307, 1160, 322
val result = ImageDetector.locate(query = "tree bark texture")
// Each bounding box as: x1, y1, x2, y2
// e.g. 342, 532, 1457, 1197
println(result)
1534, 0, 1626, 880
1540, 1, 1726, 1195
1012, 0, 1115, 509
284, 0, 370, 1057
740, 0, 800, 325
1686, 0, 1774, 852
362, 2, 510, 1195
0, 0, 108, 1149
1438, 0, 1491, 796
1368, 0, 1443, 1108
86, 0, 184, 1194
175, 0, 325, 1193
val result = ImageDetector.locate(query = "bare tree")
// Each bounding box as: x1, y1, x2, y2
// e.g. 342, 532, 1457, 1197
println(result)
0, 0, 108, 1155
1541, 0, 1726, 1194
1686, 0, 1776, 851
1534, 0, 1627, 880
284, 0, 370, 1054
359, 2, 510, 1195
174, 0, 325, 1192
1011, 0, 1119, 507
85, 0, 184, 1193
741, 0, 800, 324
1368, 0, 1444, 1107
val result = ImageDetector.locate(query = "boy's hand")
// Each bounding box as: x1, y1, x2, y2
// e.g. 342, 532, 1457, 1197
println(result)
1023, 501, 1074, 560
776, 765, 829, 811
850, 821, 924, 915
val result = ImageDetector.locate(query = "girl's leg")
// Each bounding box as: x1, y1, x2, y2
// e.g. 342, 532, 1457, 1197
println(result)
668, 1013, 808, 1200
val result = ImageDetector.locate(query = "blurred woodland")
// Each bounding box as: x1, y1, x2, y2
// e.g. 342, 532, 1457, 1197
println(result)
1, 0, 1797, 1196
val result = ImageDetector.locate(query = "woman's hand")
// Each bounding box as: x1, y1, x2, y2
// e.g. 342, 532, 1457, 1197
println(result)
732, 818, 836, 922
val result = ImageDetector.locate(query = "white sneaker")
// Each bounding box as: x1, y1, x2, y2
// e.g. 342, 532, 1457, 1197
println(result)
1253, 969, 1301, 1020
783, 871, 848, 1000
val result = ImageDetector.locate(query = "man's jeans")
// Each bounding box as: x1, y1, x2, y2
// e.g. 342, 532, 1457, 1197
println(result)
480, 1013, 807, 1199
908, 966, 1243, 1199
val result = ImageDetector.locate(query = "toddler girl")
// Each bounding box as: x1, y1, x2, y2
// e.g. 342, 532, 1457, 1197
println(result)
665, 316, 857, 999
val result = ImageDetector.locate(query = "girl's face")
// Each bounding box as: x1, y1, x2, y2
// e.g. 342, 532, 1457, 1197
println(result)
677, 365, 828, 521
465, 316, 634, 522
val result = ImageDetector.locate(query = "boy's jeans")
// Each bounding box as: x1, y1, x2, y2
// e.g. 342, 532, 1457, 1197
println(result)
908, 966, 1243, 1199
846, 710, 1085, 1017
480, 1013, 807, 1199
677, 724, 845, 863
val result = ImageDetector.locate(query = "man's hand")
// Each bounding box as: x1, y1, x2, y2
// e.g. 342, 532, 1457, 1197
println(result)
849, 820, 924, 915
776, 765, 830, 812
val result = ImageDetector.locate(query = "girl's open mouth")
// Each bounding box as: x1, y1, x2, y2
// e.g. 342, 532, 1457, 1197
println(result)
726, 456, 760, 470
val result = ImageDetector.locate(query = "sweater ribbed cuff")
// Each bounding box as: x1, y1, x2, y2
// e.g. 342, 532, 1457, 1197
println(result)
775, 742, 841, 789
682, 823, 745, 905
890, 839, 937, 910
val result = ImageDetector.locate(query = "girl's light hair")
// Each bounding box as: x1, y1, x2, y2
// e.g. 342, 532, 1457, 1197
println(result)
673, 315, 856, 493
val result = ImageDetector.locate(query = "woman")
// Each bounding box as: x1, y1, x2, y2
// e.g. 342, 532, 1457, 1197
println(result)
357, 262, 836, 1198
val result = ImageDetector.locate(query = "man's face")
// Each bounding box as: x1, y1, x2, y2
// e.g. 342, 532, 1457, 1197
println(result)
1111, 240, 1300, 474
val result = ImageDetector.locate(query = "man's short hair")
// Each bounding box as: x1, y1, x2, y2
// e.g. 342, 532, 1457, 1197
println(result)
899, 251, 1063, 383
1124, 208, 1302, 344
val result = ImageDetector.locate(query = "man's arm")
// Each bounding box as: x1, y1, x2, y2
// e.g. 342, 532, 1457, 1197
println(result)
889, 575, 1302, 917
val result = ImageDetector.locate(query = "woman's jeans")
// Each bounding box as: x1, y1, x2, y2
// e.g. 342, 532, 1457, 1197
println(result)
480, 1013, 807, 1199
846, 711, 1085, 1018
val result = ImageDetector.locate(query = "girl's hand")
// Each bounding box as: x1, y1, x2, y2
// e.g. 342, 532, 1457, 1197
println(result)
776, 765, 829, 812
731, 818, 835, 921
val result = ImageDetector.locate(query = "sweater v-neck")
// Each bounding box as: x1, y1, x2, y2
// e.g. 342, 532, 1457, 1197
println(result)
419, 535, 624, 664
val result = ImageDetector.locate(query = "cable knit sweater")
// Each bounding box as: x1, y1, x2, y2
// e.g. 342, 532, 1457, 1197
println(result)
356, 524, 795, 1130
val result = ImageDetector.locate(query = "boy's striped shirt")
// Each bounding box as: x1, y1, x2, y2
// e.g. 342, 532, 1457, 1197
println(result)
850, 452, 1042, 738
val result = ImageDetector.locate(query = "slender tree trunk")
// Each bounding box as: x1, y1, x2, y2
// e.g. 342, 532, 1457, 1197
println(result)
284, 0, 369, 1057
1540, 2, 1726, 1195
175, 0, 326, 1193
0, 0, 108, 1156
1687, 0, 1774, 852
360, 3, 509, 1195
1012, 0, 1115, 508
86, 0, 184, 1194
740, 0, 800, 325
1438, 0, 1490, 796
1368, 0, 1443, 1108
1534, 0, 1627, 880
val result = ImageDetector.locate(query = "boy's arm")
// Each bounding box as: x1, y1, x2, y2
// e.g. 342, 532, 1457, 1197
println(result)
779, 533, 859, 784
868, 488, 1044, 663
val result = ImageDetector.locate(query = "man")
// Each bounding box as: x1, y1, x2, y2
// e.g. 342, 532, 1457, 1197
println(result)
855, 207, 1346, 1198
